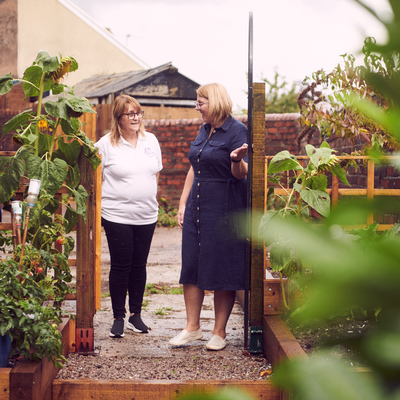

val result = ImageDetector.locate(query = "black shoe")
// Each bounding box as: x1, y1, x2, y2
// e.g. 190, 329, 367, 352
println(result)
110, 317, 125, 338
126, 314, 148, 333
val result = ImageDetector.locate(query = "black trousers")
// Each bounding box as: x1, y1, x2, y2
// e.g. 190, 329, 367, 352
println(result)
102, 217, 156, 319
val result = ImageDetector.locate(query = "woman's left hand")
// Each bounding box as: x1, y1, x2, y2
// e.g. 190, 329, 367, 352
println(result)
230, 143, 248, 162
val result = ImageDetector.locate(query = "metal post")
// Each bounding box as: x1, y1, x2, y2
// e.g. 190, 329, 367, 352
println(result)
244, 10, 254, 350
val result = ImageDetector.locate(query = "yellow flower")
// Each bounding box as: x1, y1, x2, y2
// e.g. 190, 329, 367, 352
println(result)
38, 119, 48, 132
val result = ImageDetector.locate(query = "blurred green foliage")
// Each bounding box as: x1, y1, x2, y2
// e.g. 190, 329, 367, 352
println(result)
263, 1, 400, 398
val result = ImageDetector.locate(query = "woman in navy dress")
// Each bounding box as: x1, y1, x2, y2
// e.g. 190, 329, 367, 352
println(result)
169, 83, 248, 350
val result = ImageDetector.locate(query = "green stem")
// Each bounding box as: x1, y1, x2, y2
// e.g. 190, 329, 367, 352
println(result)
34, 73, 46, 156
285, 172, 302, 214
296, 174, 307, 219
280, 271, 289, 310
48, 118, 60, 160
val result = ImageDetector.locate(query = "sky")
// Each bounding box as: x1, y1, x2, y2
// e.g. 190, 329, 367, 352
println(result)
70, 0, 391, 113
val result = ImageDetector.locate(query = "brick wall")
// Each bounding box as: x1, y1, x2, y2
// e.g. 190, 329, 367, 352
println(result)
0, 110, 304, 207
144, 113, 302, 207
0, 83, 36, 112
6, 108, 397, 211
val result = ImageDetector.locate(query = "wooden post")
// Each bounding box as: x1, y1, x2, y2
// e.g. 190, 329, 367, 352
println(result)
331, 175, 339, 208
94, 160, 102, 310
75, 153, 96, 353
75, 111, 99, 353
367, 160, 374, 225
250, 82, 266, 327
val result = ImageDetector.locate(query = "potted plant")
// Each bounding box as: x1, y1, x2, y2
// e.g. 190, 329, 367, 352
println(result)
0, 50, 100, 366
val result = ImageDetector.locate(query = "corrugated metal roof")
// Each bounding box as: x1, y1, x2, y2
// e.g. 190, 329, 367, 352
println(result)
73, 62, 178, 98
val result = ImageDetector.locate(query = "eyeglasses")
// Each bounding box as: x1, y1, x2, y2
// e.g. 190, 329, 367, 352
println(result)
194, 101, 208, 108
120, 111, 144, 119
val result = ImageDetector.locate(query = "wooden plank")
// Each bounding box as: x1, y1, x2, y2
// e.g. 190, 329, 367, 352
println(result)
264, 279, 288, 315
75, 153, 96, 351
8, 318, 72, 400
250, 82, 266, 327
274, 188, 400, 197
10, 357, 55, 400
331, 175, 339, 208
94, 157, 102, 311
263, 315, 306, 367
52, 379, 283, 400
0, 368, 10, 400
0, 223, 12, 231
68, 318, 76, 354
367, 160, 375, 225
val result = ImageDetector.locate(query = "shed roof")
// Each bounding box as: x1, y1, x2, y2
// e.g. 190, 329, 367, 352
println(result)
69, 62, 200, 105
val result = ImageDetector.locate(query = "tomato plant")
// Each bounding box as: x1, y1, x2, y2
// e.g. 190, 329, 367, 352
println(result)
0, 51, 99, 367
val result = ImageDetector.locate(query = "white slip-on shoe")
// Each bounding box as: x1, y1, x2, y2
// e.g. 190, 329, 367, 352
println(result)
169, 328, 203, 346
205, 335, 227, 350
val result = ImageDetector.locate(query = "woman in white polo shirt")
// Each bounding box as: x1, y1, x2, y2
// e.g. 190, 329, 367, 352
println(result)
95, 94, 162, 338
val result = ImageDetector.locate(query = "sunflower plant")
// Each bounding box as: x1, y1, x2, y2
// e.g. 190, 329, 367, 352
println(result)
261, 142, 349, 308
0, 51, 100, 366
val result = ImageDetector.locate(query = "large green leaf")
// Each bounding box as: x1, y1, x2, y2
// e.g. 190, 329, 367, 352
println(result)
0, 155, 26, 203
52, 82, 66, 95
65, 163, 80, 191
39, 158, 68, 195
44, 98, 72, 126
68, 95, 95, 114
0, 73, 14, 95
54, 138, 82, 165
34, 51, 59, 73
2, 109, 33, 136
273, 353, 383, 400
299, 188, 331, 217
268, 150, 302, 173
270, 243, 291, 272
310, 174, 328, 191
307, 144, 335, 168
36, 131, 52, 157
331, 162, 350, 186
63, 205, 80, 234
259, 209, 280, 246
26, 155, 43, 179
22, 66, 43, 98
72, 185, 88, 222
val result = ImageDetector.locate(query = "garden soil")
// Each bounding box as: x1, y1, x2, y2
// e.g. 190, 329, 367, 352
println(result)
56, 226, 272, 381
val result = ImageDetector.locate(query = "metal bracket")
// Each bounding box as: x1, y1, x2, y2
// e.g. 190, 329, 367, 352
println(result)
249, 325, 263, 354
75, 328, 95, 355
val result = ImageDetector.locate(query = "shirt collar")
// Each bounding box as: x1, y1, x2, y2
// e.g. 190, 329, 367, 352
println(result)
205, 114, 234, 133
119, 132, 146, 146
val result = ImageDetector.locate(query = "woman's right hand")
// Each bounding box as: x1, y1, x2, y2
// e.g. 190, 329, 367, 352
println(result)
177, 205, 185, 228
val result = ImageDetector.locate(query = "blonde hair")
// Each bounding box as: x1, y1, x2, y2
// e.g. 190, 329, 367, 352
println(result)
196, 83, 233, 127
110, 94, 145, 146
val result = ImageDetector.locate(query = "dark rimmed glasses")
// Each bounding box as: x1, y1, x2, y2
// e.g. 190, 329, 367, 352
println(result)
121, 111, 145, 119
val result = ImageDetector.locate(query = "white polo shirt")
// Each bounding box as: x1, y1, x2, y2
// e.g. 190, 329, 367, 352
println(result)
95, 131, 163, 225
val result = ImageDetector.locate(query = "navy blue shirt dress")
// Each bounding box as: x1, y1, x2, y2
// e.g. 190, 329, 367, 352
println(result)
179, 115, 248, 291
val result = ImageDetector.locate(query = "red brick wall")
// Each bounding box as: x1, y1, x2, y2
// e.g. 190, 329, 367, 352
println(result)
0, 83, 36, 112
144, 113, 302, 207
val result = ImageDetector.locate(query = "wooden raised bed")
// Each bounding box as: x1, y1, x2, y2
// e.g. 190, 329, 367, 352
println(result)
0, 318, 74, 400
52, 379, 282, 400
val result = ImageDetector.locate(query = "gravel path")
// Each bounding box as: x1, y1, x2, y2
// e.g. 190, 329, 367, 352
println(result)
56, 226, 272, 381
